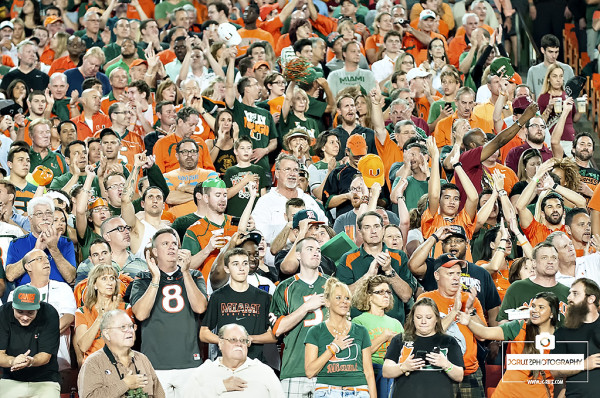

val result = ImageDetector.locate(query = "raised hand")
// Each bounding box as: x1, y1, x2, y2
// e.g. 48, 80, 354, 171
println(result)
177, 249, 192, 272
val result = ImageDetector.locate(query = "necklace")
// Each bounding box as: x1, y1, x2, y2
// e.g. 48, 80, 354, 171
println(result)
327, 320, 349, 336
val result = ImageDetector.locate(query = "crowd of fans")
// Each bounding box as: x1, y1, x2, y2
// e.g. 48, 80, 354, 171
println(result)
0, 0, 599, 397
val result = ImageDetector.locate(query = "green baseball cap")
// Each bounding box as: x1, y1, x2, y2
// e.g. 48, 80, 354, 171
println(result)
12, 285, 41, 311
202, 178, 226, 188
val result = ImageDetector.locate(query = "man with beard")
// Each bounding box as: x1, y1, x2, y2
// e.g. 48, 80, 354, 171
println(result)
70, 88, 112, 141
331, 95, 377, 162
552, 132, 600, 197
49, 35, 86, 76
334, 175, 400, 241
516, 159, 587, 247
122, 153, 171, 260
322, 135, 366, 217
164, 139, 218, 217
104, 39, 142, 76
274, 209, 335, 282
103, 19, 144, 64
497, 242, 569, 323
552, 278, 600, 395
0, 40, 49, 92
338, 211, 416, 324
5, 197, 76, 286
200, 248, 275, 362
252, 154, 326, 245
409, 225, 501, 324
565, 209, 592, 257
183, 178, 238, 282
505, 116, 554, 173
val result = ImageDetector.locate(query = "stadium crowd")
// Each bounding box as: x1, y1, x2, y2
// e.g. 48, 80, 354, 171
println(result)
0, 0, 600, 396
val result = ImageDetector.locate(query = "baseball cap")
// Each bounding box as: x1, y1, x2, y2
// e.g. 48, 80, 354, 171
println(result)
433, 253, 466, 271
88, 197, 108, 211
512, 96, 532, 114
44, 16, 63, 27
218, 22, 242, 46
253, 61, 270, 71
202, 178, 226, 188
12, 285, 41, 311
242, 230, 263, 246
358, 154, 384, 188
327, 32, 343, 48
346, 134, 367, 157
341, 0, 358, 6
260, 3, 279, 21
130, 59, 148, 68
406, 67, 431, 82
490, 57, 515, 80
443, 225, 468, 241
565, 76, 587, 99
0, 21, 14, 30
420, 9, 436, 20
292, 209, 324, 229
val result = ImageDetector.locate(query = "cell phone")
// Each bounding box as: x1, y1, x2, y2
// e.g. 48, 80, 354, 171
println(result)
432, 346, 440, 354
416, 350, 428, 363
231, 217, 241, 227
443, 102, 452, 110
506, 308, 531, 320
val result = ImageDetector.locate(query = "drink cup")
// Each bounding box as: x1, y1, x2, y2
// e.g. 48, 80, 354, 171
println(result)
554, 98, 562, 113
576, 97, 587, 113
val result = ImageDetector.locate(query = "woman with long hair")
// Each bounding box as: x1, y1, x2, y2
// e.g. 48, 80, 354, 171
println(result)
508, 256, 536, 283
74, 264, 132, 363
280, 81, 320, 139
510, 148, 542, 208
6, 79, 28, 114
352, 275, 404, 398
382, 297, 464, 397
421, 38, 449, 93
18, 0, 41, 36
156, 79, 183, 105
537, 63, 580, 152
365, 12, 393, 64
305, 278, 377, 397
395, 52, 416, 74
307, 131, 340, 200
49, 31, 69, 61
458, 292, 559, 397
354, 92, 374, 131
206, 109, 236, 174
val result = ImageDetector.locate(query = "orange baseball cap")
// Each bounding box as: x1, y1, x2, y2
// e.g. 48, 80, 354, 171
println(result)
260, 4, 279, 21
358, 154, 384, 188
44, 16, 63, 27
346, 134, 367, 157
88, 197, 108, 211
130, 59, 148, 68
253, 61, 270, 71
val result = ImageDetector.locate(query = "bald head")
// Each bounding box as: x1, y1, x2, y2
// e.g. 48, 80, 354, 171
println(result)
24, 248, 46, 265
82, 89, 102, 113
463, 128, 486, 150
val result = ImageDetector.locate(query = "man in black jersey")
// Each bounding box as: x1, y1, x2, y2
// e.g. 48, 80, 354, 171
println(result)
130, 228, 207, 398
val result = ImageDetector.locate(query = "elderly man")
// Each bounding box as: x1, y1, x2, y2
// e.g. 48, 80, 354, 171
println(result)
0, 285, 61, 397
65, 47, 110, 97
70, 89, 112, 140
81, 10, 104, 49
5, 197, 76, 286
252, 154, 326, 244
48, 73, 77, 122
78, 309, 165, 398
7, 249, 76, 372
28, 119, 66, 178
448, 13, 479, 67
185, 324, 283, 397
0, 40, 49, 92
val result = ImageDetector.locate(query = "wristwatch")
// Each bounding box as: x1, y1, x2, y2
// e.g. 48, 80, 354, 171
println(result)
385, 270, 396, 278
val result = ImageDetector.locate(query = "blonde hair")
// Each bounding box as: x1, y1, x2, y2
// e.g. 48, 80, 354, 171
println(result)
541, 64, 564, 95
52, 32, 69, 60
324, 277, 351, 313
83, 46, 106, 65
84, 264, 120, 310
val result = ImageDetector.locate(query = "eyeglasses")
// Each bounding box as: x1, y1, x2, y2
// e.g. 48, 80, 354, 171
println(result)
221, 337, 250, 345
349, 186, 363, 193
113, 111, 134, 115
108, 225, 132, 233
402, 60, 414, 65
26, 255, 50, 265
32, 211, 53, 219
529, 123, 546, 130
92, 206, 109, 213
280, 167, 299, 174
273, 80, 286, 85
371, 289, 393, 295
178, 149, 199, 156
106, 324, 137, 332
108, 183, 125, 191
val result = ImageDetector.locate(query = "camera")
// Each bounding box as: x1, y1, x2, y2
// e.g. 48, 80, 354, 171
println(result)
395, 18, 409, 26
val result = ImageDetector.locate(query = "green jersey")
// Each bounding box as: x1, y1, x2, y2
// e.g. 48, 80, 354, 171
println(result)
279, 111, 321, 140
228, 99, 278, 172
270, 274, 329, 379
305, 322, 371, 386
352, 312, 403, 364
497, 278, 569, 323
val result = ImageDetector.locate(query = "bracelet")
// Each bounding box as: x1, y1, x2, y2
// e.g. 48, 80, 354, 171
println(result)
432, 234, 440, 242
516, 119, 523, 128
452, 162, 462, 169
327, 344, 336, 355
149, 282, 160, 288
498, 189, 507, 197
213, 145, 221, 151
517, 239, 528, 247
385, 270, 396, 278
496, 247, 506, 252
552, 183, 558, 190
444, 364, 453, 373
331, 342, 341, 353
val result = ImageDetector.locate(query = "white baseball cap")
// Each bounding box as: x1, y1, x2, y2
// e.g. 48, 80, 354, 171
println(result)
0, 21, 14, 30
419, 9, 436, 20
406, 67, 431, 82
217, 23, 242, 46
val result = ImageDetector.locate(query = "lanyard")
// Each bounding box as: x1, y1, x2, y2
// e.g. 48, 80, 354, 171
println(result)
102, 346, 139, 380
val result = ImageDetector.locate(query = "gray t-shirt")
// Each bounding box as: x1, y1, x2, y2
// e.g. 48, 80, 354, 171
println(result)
333, 209, 400, 235
526, 61, 574, 99
327, 67, 377, 96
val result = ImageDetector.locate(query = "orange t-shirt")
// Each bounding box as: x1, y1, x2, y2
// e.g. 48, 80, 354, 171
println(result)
157, 49, 176, 66
40, 45, 55, 66
402, 30, 447, 65
487, 163, 519, 194
374, 134, 403, 189
456, 24, 494, 38
126, 0, 155, 19
587, 183, 600, 213
70, 111, 112, 141
73, 274, 133, 307
365, 34, 383, 55
259, 17, 284, 45
433, 112, 494, 148
418, 289, 486, 375
74, 302, 133, 361
447, 34, 467, 67
48, 56, 77, 77
153, 133, 215, 173
499, 134, 524, 165
421, 207, 476, 240
476, 259, 512, 301
93, 129, 144, 172
522, 219, 568, 247
237, 28, 275, 57
414, 96, 431, 121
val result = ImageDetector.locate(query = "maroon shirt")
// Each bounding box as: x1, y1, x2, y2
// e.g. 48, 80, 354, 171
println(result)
505, 142, 554, 174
